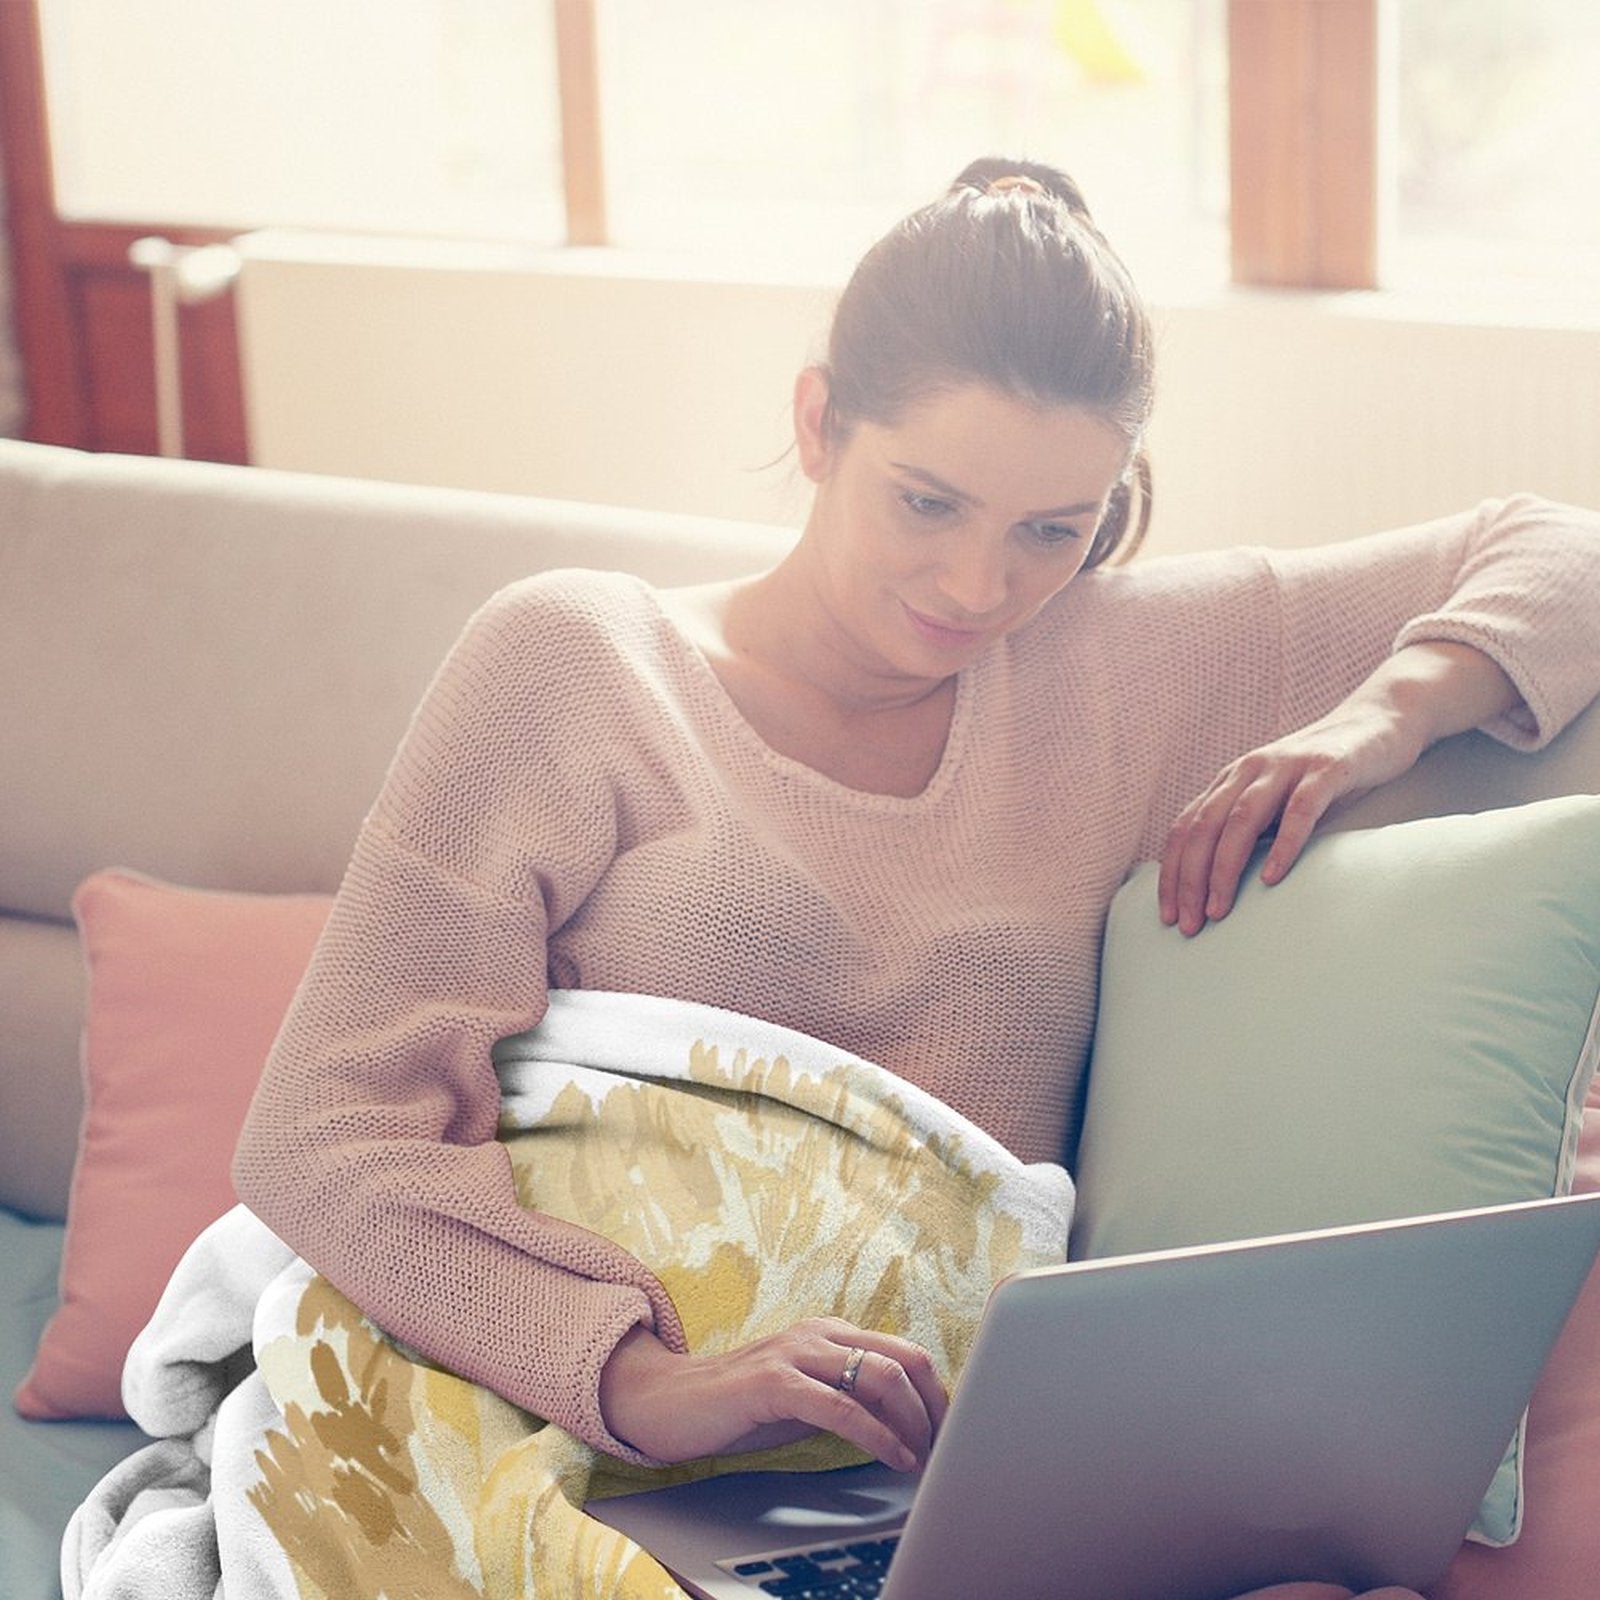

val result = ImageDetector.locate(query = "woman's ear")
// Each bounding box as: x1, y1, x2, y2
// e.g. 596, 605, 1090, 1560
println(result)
793, 366, 835, 483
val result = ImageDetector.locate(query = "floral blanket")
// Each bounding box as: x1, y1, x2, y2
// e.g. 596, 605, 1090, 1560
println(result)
63, 990, 1074, 1599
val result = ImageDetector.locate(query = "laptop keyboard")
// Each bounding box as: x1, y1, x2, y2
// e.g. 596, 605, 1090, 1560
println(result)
720, 1534, 902, 1596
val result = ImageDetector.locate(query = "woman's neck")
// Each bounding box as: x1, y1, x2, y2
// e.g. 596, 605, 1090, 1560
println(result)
661, 564, 962, 798
724, 551, 952, 716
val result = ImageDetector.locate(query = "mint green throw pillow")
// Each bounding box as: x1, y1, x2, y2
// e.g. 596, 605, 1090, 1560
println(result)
1073, 794, 1600, 1547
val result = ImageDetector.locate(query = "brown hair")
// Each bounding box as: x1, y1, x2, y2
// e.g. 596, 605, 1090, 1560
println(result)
821, 157, 1155, 566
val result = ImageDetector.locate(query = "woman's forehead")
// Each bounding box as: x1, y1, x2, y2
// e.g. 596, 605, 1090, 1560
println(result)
864, 385, 1129, 505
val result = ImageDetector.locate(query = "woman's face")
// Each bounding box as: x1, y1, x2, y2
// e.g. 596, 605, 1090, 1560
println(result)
795, 372, 1130, 684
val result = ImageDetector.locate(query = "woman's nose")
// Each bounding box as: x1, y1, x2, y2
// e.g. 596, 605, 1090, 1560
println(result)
935, 537, 1009, 616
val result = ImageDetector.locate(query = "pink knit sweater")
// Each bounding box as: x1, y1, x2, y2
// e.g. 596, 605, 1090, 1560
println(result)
234, 494, 1600, 1460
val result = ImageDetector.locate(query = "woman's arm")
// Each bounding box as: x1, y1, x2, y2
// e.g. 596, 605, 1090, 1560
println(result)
1156, 494, 1600, 935
233, 580, 685, 1462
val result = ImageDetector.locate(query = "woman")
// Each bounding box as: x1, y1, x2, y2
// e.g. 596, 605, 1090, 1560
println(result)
233, 157, 1600, 1527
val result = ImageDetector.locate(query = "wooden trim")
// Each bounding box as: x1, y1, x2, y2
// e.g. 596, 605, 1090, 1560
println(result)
61, 220, 245, 269
1228, 0, 1379, 290
0, 6, 248, 461
553, 0, 607, 246
0, 0, 86, 443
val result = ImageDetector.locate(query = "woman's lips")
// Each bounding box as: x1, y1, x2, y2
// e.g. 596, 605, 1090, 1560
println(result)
903, 602, 987, 649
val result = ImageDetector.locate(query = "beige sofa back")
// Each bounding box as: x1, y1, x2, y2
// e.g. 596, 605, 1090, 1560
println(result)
0, 442, 792, 1219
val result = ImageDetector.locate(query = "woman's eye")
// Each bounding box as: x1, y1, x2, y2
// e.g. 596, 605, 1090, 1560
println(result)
901, 491, 955, 519
1027, 521, 1082, 547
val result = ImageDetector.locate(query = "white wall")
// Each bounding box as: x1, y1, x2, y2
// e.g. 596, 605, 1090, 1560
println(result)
1143, 296, 1600, 554
236, 230, 1600, 556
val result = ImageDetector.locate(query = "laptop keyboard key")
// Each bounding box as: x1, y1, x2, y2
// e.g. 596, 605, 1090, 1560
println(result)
740, 1533, 900, 1596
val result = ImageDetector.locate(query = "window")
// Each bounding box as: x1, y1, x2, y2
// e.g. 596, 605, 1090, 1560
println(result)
39, 0, 565, 241
597, 0, 1228, 289
1387, 0, 1600, 312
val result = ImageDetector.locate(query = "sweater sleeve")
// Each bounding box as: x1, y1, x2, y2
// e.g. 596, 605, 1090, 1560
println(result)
231, 578, 685, 1463
1266, 494, 1600, 750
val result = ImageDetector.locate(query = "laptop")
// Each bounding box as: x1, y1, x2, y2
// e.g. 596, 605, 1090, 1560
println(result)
589, 1191, 1600, 1600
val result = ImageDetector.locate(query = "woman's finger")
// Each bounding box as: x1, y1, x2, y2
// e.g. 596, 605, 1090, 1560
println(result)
1198, 777, 1292, 923
1158, 787, 1227, 929
847, 1329, 950, 1436
771, 1366, 924, 1472
1162, 771, 1261, 934
797, 1334, 943, 1467
839, 1348, 932, 1459
1257, 772, 1338, 886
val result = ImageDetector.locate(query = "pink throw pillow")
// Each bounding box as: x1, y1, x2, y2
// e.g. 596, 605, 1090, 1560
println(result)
13, 869, 330, 1420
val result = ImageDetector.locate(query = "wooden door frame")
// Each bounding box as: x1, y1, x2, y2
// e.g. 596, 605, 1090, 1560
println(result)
1, 0, 83, 445
0, 1, 250, 458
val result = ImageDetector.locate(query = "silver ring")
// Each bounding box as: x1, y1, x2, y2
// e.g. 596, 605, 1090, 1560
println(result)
838, 1346, 867, 1396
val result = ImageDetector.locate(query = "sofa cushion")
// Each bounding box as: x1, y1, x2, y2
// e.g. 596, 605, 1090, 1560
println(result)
1073, 794, 1600, 1548
0, 1209, 147, 1600
0, 916, 86, 1220
13, 870, 330, 1421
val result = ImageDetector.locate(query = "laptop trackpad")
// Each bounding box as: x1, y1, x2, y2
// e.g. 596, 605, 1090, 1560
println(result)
589, 1463, 916, 1589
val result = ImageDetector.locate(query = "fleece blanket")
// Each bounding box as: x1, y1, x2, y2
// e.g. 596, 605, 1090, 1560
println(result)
62, 990, 1075, 1599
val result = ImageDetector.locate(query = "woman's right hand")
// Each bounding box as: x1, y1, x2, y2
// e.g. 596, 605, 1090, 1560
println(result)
598, 1316, 948, 1472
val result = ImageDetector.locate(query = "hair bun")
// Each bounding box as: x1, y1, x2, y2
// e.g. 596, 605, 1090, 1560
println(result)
986, 174, 1047, 198
952, 157, 1094, 224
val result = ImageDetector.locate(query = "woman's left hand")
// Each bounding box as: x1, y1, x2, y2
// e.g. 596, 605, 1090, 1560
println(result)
1157, 701, 1422, 936
1159, 641, 1520, 936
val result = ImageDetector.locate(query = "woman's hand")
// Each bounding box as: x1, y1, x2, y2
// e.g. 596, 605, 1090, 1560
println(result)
1160, 642, 1520, 936
598, 1316, 948, 1472
1158, 702, 1424, 937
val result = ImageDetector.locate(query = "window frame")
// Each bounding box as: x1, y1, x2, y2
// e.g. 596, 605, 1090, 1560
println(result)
1227, 0, 1379, 290
554, 0, 607, 247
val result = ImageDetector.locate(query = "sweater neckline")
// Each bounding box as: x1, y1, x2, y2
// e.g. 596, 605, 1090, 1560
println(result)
632, 575, 981, 812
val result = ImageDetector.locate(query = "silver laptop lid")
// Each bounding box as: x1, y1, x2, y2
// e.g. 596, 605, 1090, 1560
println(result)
883, 1192, 1600, 1600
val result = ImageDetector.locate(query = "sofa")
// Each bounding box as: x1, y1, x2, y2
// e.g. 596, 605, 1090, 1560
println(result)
2, 437, 1597, 1600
